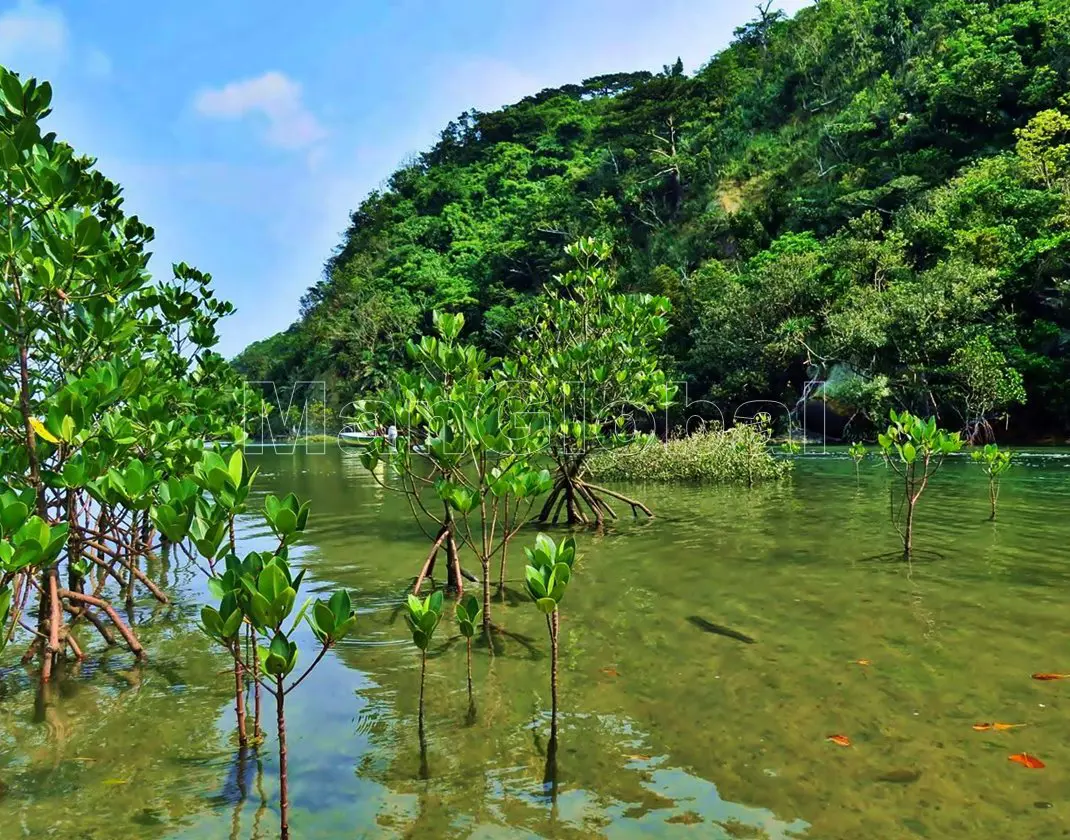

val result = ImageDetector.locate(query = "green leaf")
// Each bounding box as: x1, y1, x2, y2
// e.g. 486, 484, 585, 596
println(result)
74, 216, 102, 251
525, 565, 547, 598
312, 601, 336, 641
327, 589, 352, 625
536, 597, 557, 615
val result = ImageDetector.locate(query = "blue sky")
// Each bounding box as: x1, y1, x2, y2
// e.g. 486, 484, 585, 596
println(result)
0, 0, 811, 357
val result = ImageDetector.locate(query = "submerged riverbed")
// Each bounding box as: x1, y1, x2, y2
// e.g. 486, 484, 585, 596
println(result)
2, 447, 1069, 838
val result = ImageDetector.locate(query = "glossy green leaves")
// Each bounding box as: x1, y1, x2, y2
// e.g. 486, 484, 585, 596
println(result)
0, 491, 69, 572
524, 534, 577, 613
309, 590, 358, 645
405, 590, 444, 651
259, 632, 299, 678
263, 492, 311, 546
455, 594, 482, 639
878, 410, 963, 465
972, 443, 1013, 477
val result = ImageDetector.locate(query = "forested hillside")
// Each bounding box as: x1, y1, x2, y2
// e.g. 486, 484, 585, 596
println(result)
235, 0, 1070, 439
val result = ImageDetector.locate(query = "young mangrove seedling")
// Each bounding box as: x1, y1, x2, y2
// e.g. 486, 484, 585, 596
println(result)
848, 442, 867, 486
200, 494, 355, 840
455, 593, 482, 706
878, 410, 962, 558
971, 443, 1013, 520
405, 589, 444, 762
523, 534, 577, 749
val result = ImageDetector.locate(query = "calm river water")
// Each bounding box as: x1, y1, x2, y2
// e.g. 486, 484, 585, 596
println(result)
1, 447, 1069, 839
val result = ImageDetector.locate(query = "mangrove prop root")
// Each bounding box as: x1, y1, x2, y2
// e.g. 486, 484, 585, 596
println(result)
63, 603, 115, 645
413, 528, 449, 595
583, 483, 653, 518
64, 631, 84, 660
448, 533, 464, 597
43, 567, 62, 682
84, 539, 169, 603
59, 589, 146, 660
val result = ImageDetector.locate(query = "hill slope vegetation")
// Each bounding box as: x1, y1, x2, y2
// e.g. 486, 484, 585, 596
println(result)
235, 0, 1070, 439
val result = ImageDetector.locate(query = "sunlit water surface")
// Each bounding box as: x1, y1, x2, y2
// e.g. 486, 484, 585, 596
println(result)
2, 447, 1069, 839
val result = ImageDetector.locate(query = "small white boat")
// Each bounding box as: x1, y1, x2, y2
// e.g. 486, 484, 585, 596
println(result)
338, 431, 379, 447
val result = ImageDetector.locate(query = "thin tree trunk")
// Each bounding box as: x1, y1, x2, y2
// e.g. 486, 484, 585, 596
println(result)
481, 558, 491, 642
276, 677, 289, 840
466, 637, 473, 702
232, 642, 247, 745
418, 649, 427, 741
42, 567, 61, 682
251, 625, 262, 740
549, 610, 559, 743
903, 491, 914, 558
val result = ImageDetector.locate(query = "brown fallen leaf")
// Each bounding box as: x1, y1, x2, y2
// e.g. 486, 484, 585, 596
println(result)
625, 754, 651, 761
1009, 753, 1045, 769
1031, 673, 1070, 681
601, 667, 620, 677
973, 722, 1026, 731
855, 659, 872, 666
826, 734, 851, 747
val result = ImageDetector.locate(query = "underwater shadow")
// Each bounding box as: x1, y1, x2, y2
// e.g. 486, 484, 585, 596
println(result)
686, 616, 756, 644
855, 548, 946, 564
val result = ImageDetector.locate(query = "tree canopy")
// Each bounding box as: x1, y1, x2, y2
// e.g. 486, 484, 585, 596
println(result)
235, 0, 1070, 439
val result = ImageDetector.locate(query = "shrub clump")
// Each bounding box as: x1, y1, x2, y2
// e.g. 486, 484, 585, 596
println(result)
586, 426, 792, 484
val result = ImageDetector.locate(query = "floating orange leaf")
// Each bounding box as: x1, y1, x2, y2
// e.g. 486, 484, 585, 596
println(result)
1009, 753, 1045, 769
973, 722, 1026, 731
1031, 673, 1070, 681
601, 667, 620, 677
826, 734, 851, 747
625, 754, 651, 761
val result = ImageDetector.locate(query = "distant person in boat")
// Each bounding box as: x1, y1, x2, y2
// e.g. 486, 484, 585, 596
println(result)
386, 424, 398, 445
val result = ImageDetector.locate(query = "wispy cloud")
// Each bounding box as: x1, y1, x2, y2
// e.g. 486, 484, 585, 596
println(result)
194, 71, 327, 151
0, 0, 67, 75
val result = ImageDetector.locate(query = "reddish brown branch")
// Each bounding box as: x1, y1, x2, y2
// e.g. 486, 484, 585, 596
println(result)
58, 589, 145, 660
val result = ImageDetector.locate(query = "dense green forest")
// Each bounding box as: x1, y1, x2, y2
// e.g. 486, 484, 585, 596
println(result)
234, 0, 1070, 440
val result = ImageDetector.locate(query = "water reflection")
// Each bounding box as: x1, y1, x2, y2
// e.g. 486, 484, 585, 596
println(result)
2, 450, 1069, 837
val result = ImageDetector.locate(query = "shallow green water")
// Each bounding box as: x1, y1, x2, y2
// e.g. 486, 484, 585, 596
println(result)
2, 447, 1070, 839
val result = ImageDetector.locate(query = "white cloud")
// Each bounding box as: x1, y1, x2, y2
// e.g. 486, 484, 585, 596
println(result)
194, 71, 327, 151
0, 0, 68, 76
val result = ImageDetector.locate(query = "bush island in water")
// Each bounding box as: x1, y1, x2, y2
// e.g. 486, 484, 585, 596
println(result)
588, 426, 791, 485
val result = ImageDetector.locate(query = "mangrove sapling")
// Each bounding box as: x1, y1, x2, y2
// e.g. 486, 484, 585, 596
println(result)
203, 551, 356, 840
455, 593, 481, 708
505, 238, 677, 526
878, 410, 962, 558
523, 534, 577, 752
848, 442, 867, 486
971, 444, 1013, 520
405, 590, 444, 773
356, 310, 550, 638
197, 490, 356, 840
